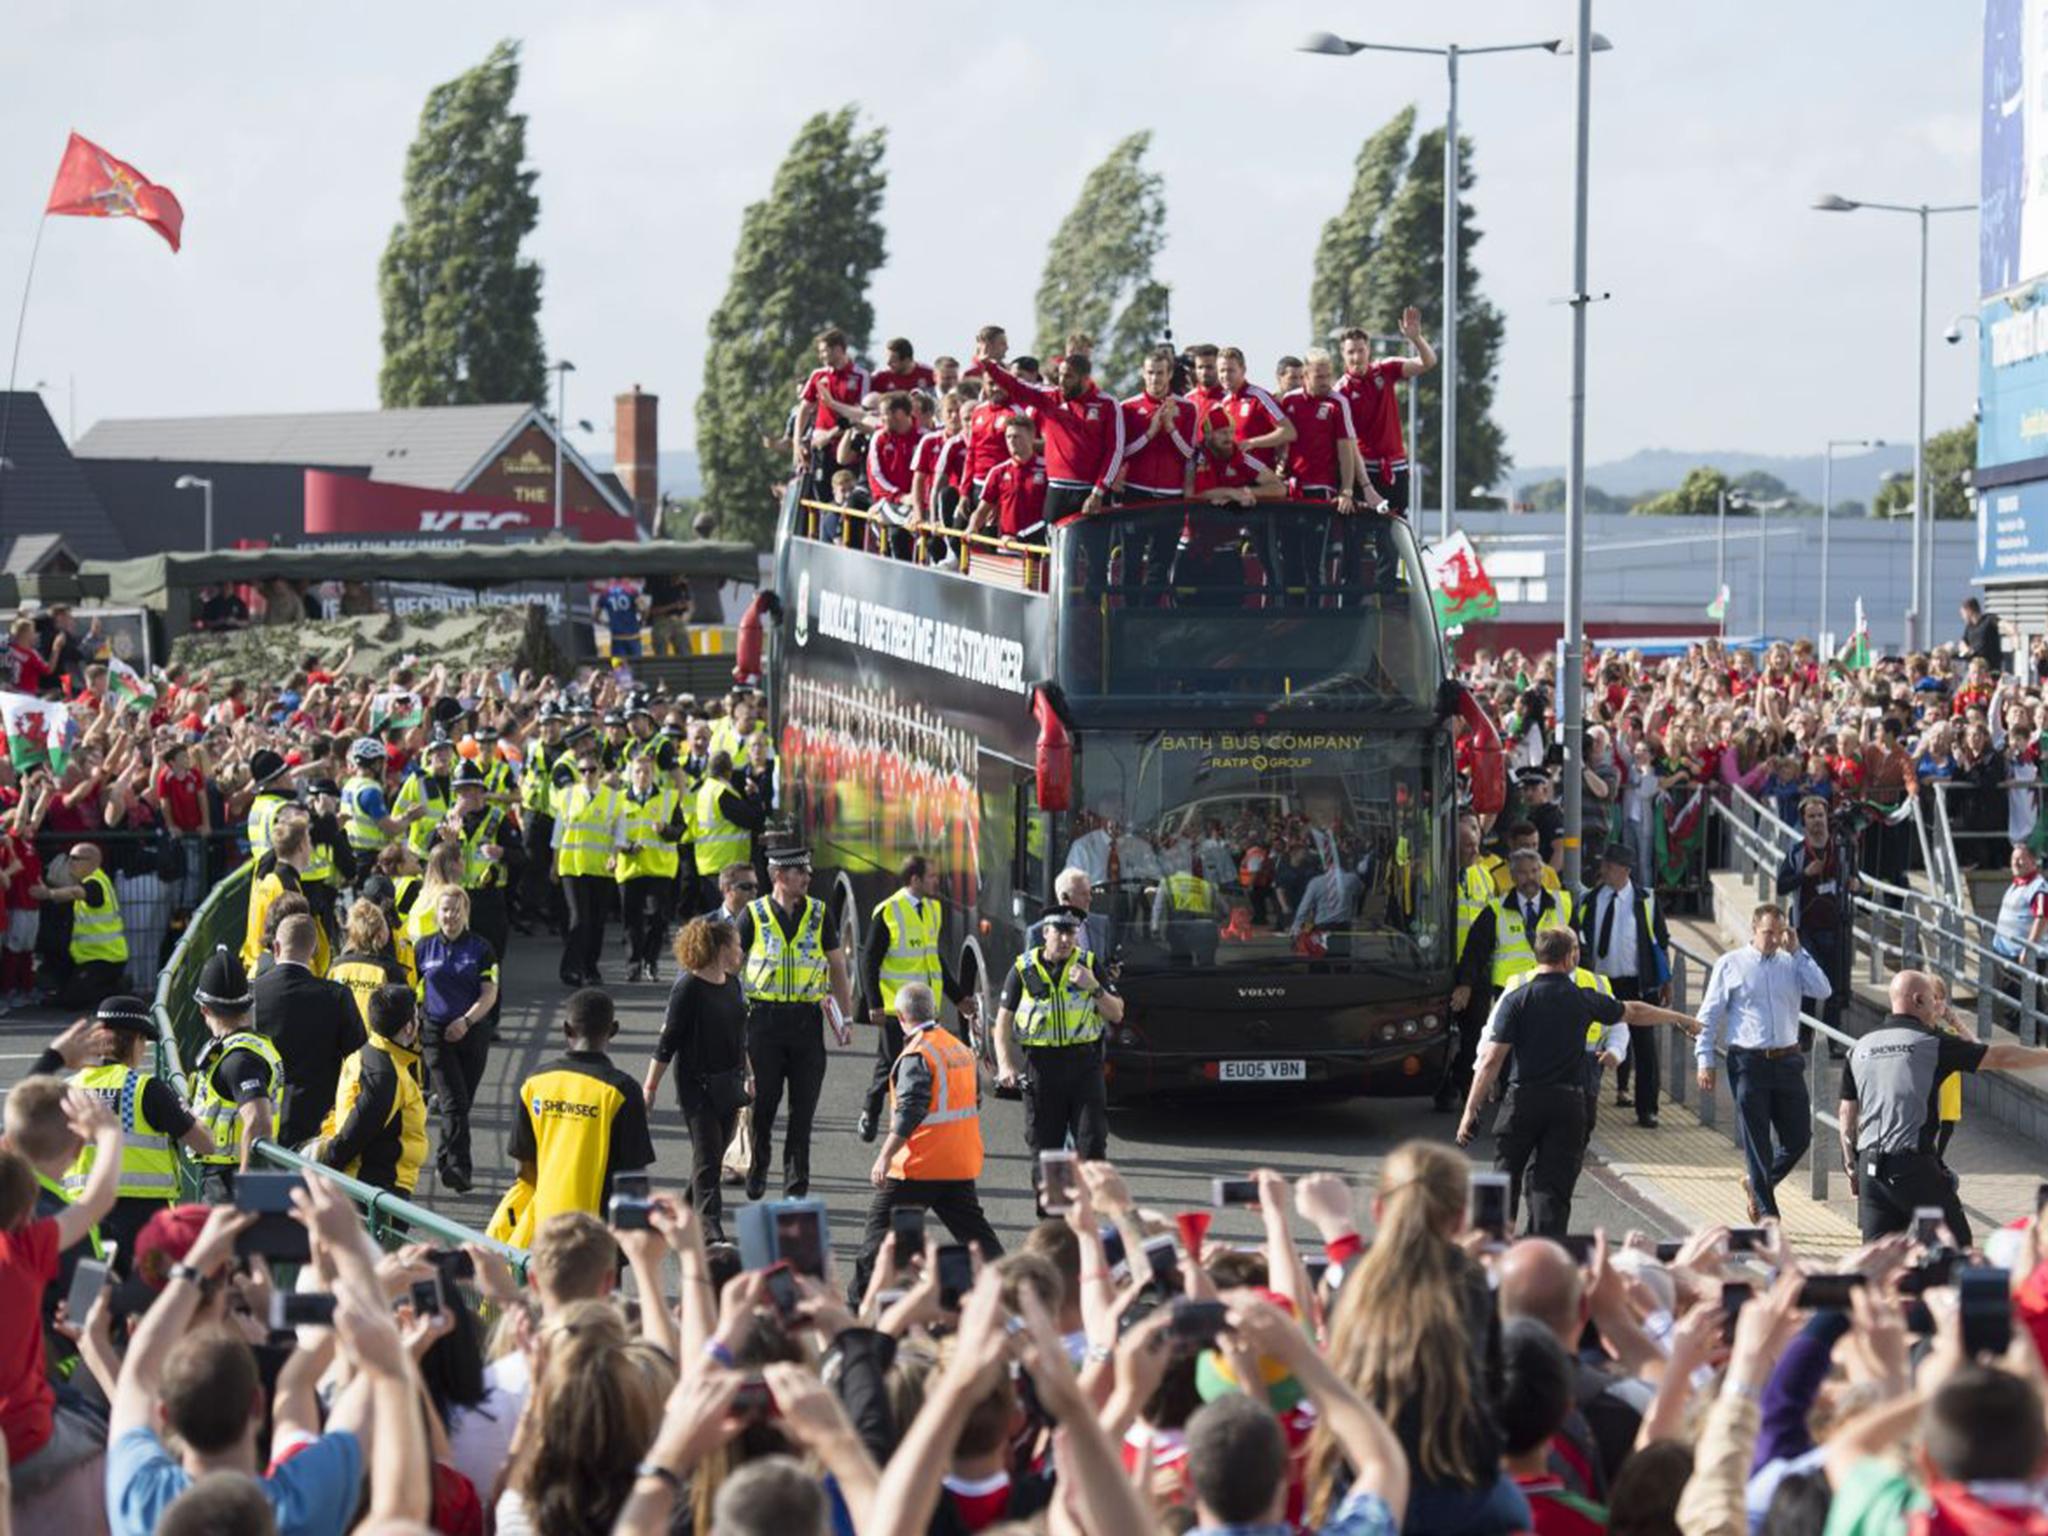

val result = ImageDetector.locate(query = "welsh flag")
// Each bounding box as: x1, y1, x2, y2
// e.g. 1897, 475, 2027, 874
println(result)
0, 693, 71, 773
1706, 585, 1729, 620
1837, 598, 1871, 671
1423, 531, 1500, 631
1653, 785, 1707, 887
108, 657, 155, 712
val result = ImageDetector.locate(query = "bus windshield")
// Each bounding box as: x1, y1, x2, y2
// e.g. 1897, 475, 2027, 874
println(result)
1050, 504, 1442, 708
1064, 727, 1451, 976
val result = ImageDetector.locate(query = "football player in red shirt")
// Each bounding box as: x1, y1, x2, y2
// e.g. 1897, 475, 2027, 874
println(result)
932, 355, 962, 396
797, 326, 871, 496
961, 381, 1018, 514
1218, 347, 1296, 459
970, 417, 1049, 546
862, 392, 922, 559
912, 393, 968, 565
974, 349, 1125, 524
1185, 343, 1226, 424
1175, 417, 1280, 606
1277, 349, 1377, 605
1274, 355, 1305, 397
870, 336, 937, 396
1117, 345, 1199, 590
1335, 306, 1436, 516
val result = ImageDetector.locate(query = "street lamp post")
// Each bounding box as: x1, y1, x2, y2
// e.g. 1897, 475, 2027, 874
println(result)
173, 474, 214, 552
1821, 438, 1885, 648
1812, 193, 1974, 650
550, 359, 577, 532
1301, 28, 1608, 542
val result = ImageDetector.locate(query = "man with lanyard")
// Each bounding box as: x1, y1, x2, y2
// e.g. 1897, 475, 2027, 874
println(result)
847, 981, 1003, 1302
616, 751, 687, 983
991, 905, 1123, 1209
857, 855, 976, 1143
1456, 848, 1576, 1019
1841, 968, 2048, 1245
1457, 927, 1684, 1235
341, 736, 407, 872
1437, 813, 1501, 1113
447, 757, 516, 973
552, 751, 620, 988
1580, 842, 1672, 1128
1696, 903, 1831, 1223
737, 845, 853, 1201
693, 750, 766, 915
187, 945, 283, 1202
392, 733, 456, 859
36, 999, 213, 1257
243, 747, 293, 862
1774, 795, 1857, 1036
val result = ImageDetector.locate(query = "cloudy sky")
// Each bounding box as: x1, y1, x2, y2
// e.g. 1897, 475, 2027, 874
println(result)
0, 2, 1983, 485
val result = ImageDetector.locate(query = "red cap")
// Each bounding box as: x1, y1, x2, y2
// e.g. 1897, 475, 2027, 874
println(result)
133, 1204, 212, 1290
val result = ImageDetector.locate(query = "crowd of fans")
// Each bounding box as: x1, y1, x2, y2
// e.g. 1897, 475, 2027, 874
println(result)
6, 1104, 2048, 1536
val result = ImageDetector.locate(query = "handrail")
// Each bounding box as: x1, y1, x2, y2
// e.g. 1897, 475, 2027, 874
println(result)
797, 498, 1050, 557
249, 1139, 529, 1279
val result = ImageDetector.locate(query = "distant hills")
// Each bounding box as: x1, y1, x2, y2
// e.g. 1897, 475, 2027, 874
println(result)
1515, 444, 1915, 509
588, 449, 702, 500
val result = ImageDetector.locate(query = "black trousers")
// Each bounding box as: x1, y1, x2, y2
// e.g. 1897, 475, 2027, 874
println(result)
862, 1014, 907, 1122
55, 959, 125, 1011
849, 1177, 1004, 1303
1856, 1148, 1972, 1248
1493, 1082, 1587, 1238
1022, 1043, 1109, 1184
561, 873, 609, 982
674, 1082, 741, 1234
470, 887, 509, 1029
1437, 991, 1488, 1105
1606, 978, 1657, 1120
746, 1003, 829, 1196
524, 815, 564, 930
621, 876, 674, 967
423, 1020, 490, 1175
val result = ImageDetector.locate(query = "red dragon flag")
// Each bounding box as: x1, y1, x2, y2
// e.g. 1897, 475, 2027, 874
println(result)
44, 132, 183, 251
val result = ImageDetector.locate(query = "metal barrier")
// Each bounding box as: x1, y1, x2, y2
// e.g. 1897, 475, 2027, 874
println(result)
249, 1140, 528, 1277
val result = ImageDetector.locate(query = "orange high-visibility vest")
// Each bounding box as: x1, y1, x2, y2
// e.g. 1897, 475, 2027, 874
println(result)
888, 1025, 983, 1181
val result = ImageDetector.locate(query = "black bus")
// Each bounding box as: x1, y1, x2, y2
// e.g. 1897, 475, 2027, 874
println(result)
751, 492, 1502, 1101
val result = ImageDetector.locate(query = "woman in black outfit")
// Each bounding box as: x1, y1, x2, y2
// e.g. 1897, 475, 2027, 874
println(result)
641, 916, 749, 1239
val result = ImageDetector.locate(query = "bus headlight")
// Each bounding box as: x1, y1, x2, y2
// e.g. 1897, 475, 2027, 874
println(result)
1400, 1018, 1420, 1037
1378, 1023, 1398, 1042
1421, 1014, 1440, 1033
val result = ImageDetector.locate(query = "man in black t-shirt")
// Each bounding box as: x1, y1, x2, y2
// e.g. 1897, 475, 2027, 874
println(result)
1840, 968, 2048, 1244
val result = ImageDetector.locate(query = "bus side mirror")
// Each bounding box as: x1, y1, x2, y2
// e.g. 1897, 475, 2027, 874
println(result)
1033, 686, 1072, 813
1455, 682, 1506, 816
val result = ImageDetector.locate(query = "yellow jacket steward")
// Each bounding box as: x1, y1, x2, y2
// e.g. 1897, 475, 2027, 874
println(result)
872, 888, 942, 1013
616, 786, 682, 881
1498, 965, 1619, 1048
246, 790, 290, 861
1455, 863, 1496, 962
319, 1033, 428, 1195
888, 1024, 983, 1181
743, 896, 829, 1003
1487, 890, 1577, 989
192, 1030, 284, 1165
1011, 948, 1105, 1048
63, 1064, 177, 1201
1490, 856, 1562, 897
1162, 870, 1216, 915
69, 868, 128, 968
342, 774, 389, 854
522, 743, 556, 815
555, 783, 618, 878
694, 778, 750, 876
243, 864, 331, 975
392, 774, 451, 856
711, 717, 773, 765
488, 1052, 655, 1250
331, 950, 408, 1027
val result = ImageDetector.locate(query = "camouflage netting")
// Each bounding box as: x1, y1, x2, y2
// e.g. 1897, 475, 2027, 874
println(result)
170, 604, 564, 686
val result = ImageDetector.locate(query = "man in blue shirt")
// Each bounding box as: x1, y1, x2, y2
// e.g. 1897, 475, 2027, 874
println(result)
596, 579, 645, 659
1696, 902, 1832, 1221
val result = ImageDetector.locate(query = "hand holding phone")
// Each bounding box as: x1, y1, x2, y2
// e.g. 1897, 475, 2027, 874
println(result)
1211, 1177, 1260, 1208
935, 1244, 974, 1311
1040, 1151, 1080, 1213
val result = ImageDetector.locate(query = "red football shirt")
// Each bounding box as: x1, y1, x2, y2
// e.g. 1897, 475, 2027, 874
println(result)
1223, 383, 1287, 446
963, 399, 1019, 492
865, 426, 921, 502
1336, 359, 1410, 472
910, 430, 965, 513
153, 765, 206, 832
1280, 388, 1358, 492
1117, 393, 1197, 494
800, 362, 870, 438
982, 454, 1050, 539
871, 364, 936, 396
979, 360, 1125, 491
1192, 443, 1271, 499
1186, 382, 1229, 429
0, 1218, 59, 1465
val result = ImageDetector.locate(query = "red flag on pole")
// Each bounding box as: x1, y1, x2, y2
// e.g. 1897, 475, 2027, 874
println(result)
43, 132, 183, 252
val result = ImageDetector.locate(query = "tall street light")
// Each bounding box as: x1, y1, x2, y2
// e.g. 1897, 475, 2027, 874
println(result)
1812, 193, 1974, 650
1300, 27, 1610, 543
1821, 438, 1885, 648
173, 474, 214, 552
550, 359, 577, 532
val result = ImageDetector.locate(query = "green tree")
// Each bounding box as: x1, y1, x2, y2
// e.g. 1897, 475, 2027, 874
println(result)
1034, 133, 1169, 394
378, 40, 545, 408
1515, 476, 1624, 516
1871, 422, 1978, 520
1310, 113, 1508, 505
1309, 107, 1415, 346
1632, 466, 1732, 516
696, 108, 888, 547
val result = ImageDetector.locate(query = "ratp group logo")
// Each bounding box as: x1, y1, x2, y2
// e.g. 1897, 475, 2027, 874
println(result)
794, 568, 813, 647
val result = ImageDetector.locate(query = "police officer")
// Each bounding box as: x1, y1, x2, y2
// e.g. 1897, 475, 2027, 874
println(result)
342, 736, 406, 869
737, 845, 853, 1201
848, 981, 1003, 1301
1839, 968, 2048, 1245
521, 702, 569, 930
1456, 847, 1575, 1017
1456, 927, 1693, 1236
446, 758, 517, 971
300, 776, 354, 944
392, 734, 457, 858
616, 750, 687, 982
991, 904, 1123, 1204
188, 945, 283, 1202
857, 855, 976, 1142
244, 748, 294, 861
694, 750, 766, 914
1436, 812, 1501, 1112
600, 709, 633, 774
43, 997, 214, 1256
623, 697, 678, 774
